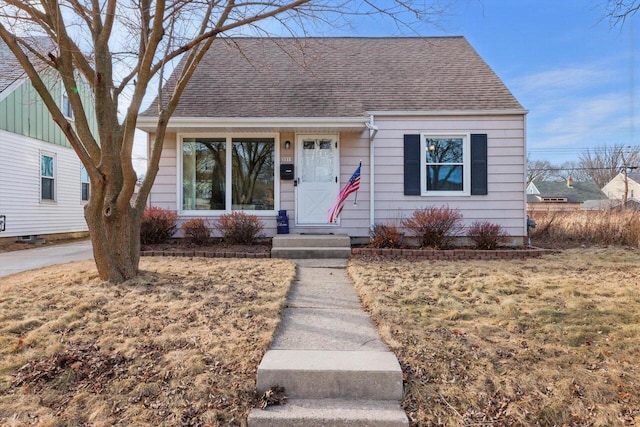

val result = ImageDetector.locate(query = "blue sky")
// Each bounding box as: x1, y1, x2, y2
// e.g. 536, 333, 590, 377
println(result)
134, 1, 638, 173
331, 0, 638, 164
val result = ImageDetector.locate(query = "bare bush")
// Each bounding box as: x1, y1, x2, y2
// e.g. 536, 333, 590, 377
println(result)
402, 206, 463, 248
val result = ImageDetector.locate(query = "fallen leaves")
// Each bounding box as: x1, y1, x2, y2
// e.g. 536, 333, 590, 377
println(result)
11, 342, 127, 394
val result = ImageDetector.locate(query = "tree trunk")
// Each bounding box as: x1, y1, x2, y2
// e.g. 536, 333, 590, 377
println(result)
84, 186, 142, 283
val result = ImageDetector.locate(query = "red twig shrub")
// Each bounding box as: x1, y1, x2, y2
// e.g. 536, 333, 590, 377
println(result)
215, 212, 264, 244
181, 218, 212, 245
140, 207, 178, 245
402, 206, 463, 248
468, 220, 510, 250
370, 223, 404, 248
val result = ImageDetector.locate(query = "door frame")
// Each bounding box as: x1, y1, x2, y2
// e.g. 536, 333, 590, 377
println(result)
294, 133, 340, 226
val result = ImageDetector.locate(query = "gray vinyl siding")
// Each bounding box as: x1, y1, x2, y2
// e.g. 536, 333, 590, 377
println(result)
0, 129, 88, 237
148, 113, 526, 239
148, 130, 372, 238
372, 114, 527, 238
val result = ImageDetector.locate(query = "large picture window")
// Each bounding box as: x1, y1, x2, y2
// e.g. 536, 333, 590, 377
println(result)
181, 136, 275, 212
421, 134, 470, 195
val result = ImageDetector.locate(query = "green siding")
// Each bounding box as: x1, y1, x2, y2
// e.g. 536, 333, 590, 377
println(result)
0, 73, 98, 147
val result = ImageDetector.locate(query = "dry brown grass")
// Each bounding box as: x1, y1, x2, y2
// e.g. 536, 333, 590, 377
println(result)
0, 257, 295, 426
530, 210, 640, 248
349, 248, 640, 426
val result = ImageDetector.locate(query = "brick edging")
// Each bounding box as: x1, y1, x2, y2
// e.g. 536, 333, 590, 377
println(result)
141, 247, 557, 260
141, 250, 271, 258
351, 247, 558, 260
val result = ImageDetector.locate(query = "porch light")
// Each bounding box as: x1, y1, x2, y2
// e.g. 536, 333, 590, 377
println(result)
284, 140, 291, 150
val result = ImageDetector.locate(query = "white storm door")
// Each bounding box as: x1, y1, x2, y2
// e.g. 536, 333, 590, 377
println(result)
295, 135, 340, 225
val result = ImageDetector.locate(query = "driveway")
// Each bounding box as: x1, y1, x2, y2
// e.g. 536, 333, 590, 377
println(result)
0, 240, 94, 278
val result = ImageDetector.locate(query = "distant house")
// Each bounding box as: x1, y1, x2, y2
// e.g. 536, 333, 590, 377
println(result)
138, 37, 529, 243
527, 178, 608, 211
0, 39, 96, 240
602, 172, 640, 204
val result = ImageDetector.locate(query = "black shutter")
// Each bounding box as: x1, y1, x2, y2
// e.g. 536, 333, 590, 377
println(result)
470, 133, 488, 195
404, 134, 421, 195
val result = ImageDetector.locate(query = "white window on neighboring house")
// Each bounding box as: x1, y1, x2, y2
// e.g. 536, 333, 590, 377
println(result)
81, 165, 90, 202
41, 153, 56, 202
62, 90, 74, 120
180, 136, 276, 213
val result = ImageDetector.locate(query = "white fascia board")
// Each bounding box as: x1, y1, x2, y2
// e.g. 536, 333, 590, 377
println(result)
136, 116, 369, 132
0, 77, 27, 103
366, 109, 529, 116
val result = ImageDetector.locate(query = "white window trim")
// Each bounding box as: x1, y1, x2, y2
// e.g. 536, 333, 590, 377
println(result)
80, 165, 90, 203
177, 132, 280, 216
62, 90, 74, 121
420, 133, 470, 197
40, 151, 57, 203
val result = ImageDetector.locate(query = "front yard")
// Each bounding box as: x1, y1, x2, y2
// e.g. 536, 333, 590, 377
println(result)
0, 258, 295, 426
1, 248, 639, 426
349, 248, 640, 426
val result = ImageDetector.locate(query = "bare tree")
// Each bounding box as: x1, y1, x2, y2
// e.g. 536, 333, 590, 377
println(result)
603, 0, 640, 27
0, 1, 446, 283
558, 160, 592, 182
526, 158, 559, 185
578, 144, 640, 189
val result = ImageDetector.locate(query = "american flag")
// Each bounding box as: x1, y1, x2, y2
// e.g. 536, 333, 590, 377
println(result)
329, 163, 361, 223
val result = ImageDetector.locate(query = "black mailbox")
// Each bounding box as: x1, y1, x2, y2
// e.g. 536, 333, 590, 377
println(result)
280, 164, 294, 180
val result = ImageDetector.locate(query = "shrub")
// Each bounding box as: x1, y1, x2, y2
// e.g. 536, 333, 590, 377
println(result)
468, 220, 510, 250
215, 212, 264, 244
529, 209, 640, 247
140, 207, 178, 245
181, 218, 212, 245
370, 223, 404, 248
402, 206, 463, 248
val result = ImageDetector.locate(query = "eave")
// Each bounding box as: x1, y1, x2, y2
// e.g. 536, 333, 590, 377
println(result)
366, 109, 529, 116
136, 116, 369, 133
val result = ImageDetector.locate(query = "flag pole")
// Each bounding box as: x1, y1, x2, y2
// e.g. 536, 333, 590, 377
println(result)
353, 160, 362, 206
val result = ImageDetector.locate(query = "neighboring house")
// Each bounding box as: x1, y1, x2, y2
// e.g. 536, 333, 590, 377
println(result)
0, 39, 96, 240
137, 37, 528, 243
527, 178, 608, 211
602, 172, 640, 203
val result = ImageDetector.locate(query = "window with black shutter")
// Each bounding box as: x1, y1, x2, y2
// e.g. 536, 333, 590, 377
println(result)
403, 133, 488, 196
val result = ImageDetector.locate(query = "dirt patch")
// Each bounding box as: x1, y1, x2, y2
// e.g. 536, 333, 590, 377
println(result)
349, 247, 640, 426
0, 257, 295, 426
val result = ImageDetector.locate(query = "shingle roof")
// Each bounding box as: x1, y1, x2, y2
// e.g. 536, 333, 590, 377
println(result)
143, 37, 524, 118
0, 37, 54, 95
0, 39, 26, 94
532, 181, 608, 203
626, 172, 640, 184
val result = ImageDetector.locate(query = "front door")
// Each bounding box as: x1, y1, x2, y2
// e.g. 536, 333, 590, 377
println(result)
295, 135, 340, 225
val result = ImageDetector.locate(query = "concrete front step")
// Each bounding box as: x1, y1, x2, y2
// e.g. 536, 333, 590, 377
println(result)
256, 350, 404, 400
248, 399, 409, 426
271, 247, 352, 259
272, 235, 351, 248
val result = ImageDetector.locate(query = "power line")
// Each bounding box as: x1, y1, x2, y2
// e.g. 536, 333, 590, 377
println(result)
529, 166, 639, 171
528, 146, 640, 155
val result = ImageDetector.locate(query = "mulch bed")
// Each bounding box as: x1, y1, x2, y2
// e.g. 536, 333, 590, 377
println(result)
141, 240, 272, 258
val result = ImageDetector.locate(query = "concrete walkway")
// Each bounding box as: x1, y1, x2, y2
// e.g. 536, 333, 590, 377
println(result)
0, 240, 93, 278
249, 259, 409, 426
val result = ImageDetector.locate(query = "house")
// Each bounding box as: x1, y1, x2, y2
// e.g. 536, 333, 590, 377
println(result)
602, 172, 640, 204
0, 39, 96, 241
137, 37, 528, 244
527, 178, 609, 211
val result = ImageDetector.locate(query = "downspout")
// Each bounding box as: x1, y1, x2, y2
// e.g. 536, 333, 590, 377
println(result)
366, 115, 379, 231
